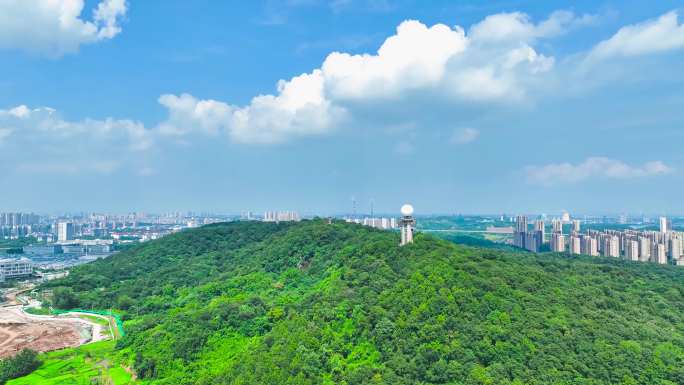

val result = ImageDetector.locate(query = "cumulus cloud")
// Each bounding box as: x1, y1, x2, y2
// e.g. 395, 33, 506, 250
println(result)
526, 157, 674, 185
0, 0, 127, 57
588, 11, 684, 61
157, 72, 344, 144
0, 103, 153, 175
469, 10, 596, 43
158, 11, 594, 144
450, 128, 479, 144
0, 104, 151, 151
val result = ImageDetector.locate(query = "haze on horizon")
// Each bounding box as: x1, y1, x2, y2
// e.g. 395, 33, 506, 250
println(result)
1, 0, 683, 215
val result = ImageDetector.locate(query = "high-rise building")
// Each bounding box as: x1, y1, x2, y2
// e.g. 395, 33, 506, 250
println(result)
670, 236, 682, 262
572, 220, 581, 233
660, 216, 669, 233
602, 236, 619, 257
551, 233, 565, 252
399, 204, 415, 246
638, 237, 651, 262
569, 236, 581, 255
653, 243, 667, 264
625, 240, 639, 261
263, 211, 300, 222
533, 219, 545, 250
525, 232, 540, 252
551, 219, 562, 234
514, 216, 528, 248
57, 222, 74, 242
581, 236, 599, 256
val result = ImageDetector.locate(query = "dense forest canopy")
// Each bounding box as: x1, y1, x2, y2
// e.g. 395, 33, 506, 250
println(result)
44, 220, 684, 385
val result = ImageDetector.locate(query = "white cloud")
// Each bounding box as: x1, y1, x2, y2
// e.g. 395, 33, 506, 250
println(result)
0, 0, 127, 57
588, 11, 684, 61
322, 20, 468, 100
157, 71, 345, 144
526, 157, 674, 185
157, 94, 232, 136
159, 11, 585, 144
450, 128, 479, 144
0, 103, 154, 176
468, 10, 595, 44
0, 104, 152, 151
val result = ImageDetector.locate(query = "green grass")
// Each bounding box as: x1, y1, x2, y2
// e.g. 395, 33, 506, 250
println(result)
23, 307, 51, 316
7, 341, 137, 385
76, 314, 111, 328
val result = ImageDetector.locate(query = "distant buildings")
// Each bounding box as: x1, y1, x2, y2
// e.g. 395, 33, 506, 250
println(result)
514, 213, 672, 264
580, 235, 598, 256
602, 236, 619, 258
515, 214, 684, 266
572, 220, 581, 233
0, 257, 33, 282
514, 216, 545, 252
561, 212, 570, 223
660, 216, 670, 233
514, 216, 528, 249
57, 222, 74, 242
551, 233, 565, 252
263, 211, 300, 222
569, 235, 581, 254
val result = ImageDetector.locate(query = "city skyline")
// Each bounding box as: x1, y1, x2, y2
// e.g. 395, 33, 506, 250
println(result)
1, 1, 684, 213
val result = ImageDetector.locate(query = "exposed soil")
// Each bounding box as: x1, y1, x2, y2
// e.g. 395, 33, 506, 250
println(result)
0, 306, 102, 358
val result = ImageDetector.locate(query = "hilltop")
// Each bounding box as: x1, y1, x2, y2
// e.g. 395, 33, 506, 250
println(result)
29, 220, 684, 384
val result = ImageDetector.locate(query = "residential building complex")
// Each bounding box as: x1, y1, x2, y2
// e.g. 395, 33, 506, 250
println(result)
514, 215, 684, 265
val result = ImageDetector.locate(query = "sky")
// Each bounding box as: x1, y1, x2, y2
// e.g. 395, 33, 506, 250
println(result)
0, 0, 683, 216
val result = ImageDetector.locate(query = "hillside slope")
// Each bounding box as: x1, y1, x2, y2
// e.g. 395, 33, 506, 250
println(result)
42, 220, 684, 385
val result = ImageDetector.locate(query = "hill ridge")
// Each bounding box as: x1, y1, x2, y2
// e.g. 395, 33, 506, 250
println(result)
38, 220, 684, 385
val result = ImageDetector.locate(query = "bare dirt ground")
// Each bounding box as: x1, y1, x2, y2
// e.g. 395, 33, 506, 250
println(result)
0, 286, 109, 358
0, 306, 86, 358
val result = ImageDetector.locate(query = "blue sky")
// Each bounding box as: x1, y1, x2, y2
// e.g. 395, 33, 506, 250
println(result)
1, 0, 683, 215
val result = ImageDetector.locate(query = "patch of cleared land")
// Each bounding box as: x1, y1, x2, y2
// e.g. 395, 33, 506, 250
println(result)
0, 305, 109, 358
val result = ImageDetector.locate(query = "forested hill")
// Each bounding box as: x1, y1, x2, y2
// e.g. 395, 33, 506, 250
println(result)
45, 220, 684, 385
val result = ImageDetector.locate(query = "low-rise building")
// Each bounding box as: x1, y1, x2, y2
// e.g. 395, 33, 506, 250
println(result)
0, 257, 33, 281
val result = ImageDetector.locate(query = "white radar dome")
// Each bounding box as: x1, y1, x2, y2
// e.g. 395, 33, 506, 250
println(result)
400, 204, 414, 216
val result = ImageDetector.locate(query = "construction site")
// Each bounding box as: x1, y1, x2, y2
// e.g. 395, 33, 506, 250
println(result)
0, 286, 111, 358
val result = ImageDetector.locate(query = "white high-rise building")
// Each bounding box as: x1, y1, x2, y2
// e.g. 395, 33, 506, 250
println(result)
670, 236, 682, 262
57, 222, 74, 242
638, 237, 651, 262
551, 233, 565, 252
654, 243, 667, 264
581, 236, 599, 256
263, 211, 300, 222
660, 216, 669, 233
399, 204, 415, 246
625, 240, 639, 261
602, 236, 619, 257
569, 236, 581, 255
